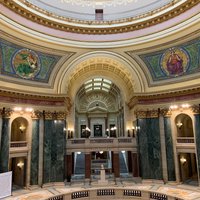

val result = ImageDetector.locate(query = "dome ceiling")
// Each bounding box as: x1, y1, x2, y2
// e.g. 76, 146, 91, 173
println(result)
26, 0, 172, 21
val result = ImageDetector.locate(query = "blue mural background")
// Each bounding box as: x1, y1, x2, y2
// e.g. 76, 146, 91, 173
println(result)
127, 39, 200, 82
0, 39, 62, 83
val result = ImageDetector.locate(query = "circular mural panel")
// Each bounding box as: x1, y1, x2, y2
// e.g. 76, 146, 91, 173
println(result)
12, 49, 40, 79
161, 48, 189, 77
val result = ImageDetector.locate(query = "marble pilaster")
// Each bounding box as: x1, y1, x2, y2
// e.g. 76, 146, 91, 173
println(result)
85, 153, 91, 179
0, 117, 10, 173
30, 119, 39, 185
43, 119, 66, 183
38, 116, 44, 186
194, 114, 200, 185
159, 114, 168, 182
164, 117, 176, 181
0, 116, 2, 154
138, 117, 162, 179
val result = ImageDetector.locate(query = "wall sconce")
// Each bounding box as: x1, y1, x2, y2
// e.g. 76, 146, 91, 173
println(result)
176, 122, 183, 129
19, 125, 26, 133
17, 161, 24, 169
68, 128, 73, 139
127, 128, 130, 137
180, 157, 186, 165
106, 128, 109, 137
132, 126, 135, 137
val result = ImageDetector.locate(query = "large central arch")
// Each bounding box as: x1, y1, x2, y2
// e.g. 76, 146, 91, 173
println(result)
58, 51, 146, 102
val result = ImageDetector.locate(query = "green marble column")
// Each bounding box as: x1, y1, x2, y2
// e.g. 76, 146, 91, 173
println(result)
164, 117, 176, 181
0, 118, 9, 173
30, 119, 39, 185
43, 120, 66, 183
138, 118, 162, 179
194, 114, 200, 181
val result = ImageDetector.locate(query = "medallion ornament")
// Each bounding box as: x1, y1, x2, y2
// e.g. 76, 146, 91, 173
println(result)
161, 48, 189, 77
12, 49, 40, 79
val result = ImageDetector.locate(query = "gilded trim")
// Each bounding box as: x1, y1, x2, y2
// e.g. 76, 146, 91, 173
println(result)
1, 0, 199, 35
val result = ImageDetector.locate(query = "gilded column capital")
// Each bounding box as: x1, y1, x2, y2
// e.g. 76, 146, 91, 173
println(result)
31, 110, 43, 119
160, 108, 172, 117
191, 105, 200, 115
44, 111, 67, 120
135, 110, 159, 119
1, 108, 12, 118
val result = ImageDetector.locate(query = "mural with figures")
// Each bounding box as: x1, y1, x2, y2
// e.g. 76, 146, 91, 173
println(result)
127, 39, 200, 83
0, 39, 73, 83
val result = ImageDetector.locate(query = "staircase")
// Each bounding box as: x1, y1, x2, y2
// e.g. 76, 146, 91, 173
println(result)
119, 151, 128, 174
74, 153, 85, 175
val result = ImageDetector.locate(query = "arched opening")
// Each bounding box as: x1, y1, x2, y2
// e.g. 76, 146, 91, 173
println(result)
175, 114, 198, 185
11, 117, 28, 142
175, 113, 194, 137
74, 78, 124, 138
9, 117, 28, 189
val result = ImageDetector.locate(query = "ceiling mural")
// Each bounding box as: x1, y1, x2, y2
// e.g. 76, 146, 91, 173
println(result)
127, 38, 200, 84
0, 39, 62, 83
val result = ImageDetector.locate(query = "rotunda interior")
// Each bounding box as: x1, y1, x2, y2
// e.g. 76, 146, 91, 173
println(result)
0, 0, 200, 199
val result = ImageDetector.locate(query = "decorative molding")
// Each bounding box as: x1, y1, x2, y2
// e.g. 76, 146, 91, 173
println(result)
135, 110, 159, 118
191, 105, 200, 114
1, 108, 13, 118
1, 0, 199, 35
160, 109, 172, 117
0, 89, 69, 107
31, 110, 43, 119
43, 111, 67, 120
128, 86, 200, 108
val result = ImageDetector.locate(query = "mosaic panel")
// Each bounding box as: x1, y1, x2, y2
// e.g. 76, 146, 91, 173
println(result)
0, 39, 63, 83
127, 38, 200, 82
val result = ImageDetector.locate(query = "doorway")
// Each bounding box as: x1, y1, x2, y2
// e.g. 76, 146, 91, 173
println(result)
178, 153, 198, 186
94, 124, 102, 137
9, 157, 27, 190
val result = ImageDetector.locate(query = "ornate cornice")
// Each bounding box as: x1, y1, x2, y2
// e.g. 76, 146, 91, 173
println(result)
0, 89, 69, 106
128, 86, 200, 109
0, 108, 13, 118
135, 110, 159, 118
43, 111, 67, 120
31, 110, 43, 119
1, 0, 199, 35
191, 105, 200, 114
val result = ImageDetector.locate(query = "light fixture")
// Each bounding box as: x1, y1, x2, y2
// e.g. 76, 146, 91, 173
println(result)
17, 161, 24, 169
19, 125, 26, 133
25, 108, 33, 112
14, 107, 22, 111
170, 105, 178, 110
176, 122, 183, 129
181, 104, 190, 108
180, 157, 186, 165
77, 152, 81, 154
99, 151, 103, 154
121, 150, 125, 153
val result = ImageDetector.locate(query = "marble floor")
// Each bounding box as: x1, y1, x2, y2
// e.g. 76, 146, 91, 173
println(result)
4, 181, 200, 200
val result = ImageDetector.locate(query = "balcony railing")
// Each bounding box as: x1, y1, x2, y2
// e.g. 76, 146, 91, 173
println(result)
177, 137, 194, 143
67, 137, 136, 152
10, 141, 27, 148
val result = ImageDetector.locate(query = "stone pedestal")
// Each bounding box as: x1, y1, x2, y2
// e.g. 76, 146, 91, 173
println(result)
98, 165, 108, 185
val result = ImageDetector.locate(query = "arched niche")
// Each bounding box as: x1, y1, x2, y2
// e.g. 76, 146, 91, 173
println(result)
11, 117, 28, 141
175, 113, 194, 137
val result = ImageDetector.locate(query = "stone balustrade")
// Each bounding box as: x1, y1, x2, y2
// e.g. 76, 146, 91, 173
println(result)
66, 137, 136, 153
9, 141, 28, 154
176, 137, 194, 143
44, 188, 186, 200
10, 141, 27, 148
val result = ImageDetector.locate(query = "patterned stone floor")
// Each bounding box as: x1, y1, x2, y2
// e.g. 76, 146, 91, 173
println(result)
4, 182, 200, 200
